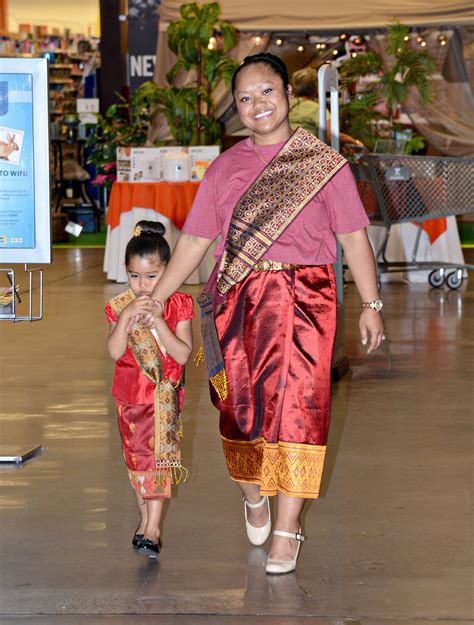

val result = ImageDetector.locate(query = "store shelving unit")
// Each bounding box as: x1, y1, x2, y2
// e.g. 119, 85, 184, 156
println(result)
0, 35, 99, 126
48, 49, 81, 124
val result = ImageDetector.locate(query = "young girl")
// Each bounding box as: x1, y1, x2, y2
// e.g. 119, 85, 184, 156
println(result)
105, 220, 193, 557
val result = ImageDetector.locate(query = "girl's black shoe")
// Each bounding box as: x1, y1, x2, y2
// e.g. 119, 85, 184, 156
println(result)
137, 538, 161, 558
132, 533, 144, 548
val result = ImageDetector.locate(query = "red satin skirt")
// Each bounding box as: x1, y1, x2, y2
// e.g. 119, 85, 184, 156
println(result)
115, 399, 171, 499
213, 265, 336, 499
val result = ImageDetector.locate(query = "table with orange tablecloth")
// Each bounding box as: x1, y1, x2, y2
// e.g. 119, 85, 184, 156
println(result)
103, 181, 216, 284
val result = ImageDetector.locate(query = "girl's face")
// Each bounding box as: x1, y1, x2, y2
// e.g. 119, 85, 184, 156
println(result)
234, 63, 292, 144
126, 254, 165, 296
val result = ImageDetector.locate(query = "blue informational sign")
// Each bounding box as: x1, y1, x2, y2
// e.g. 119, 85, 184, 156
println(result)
0, 58, 50, 264
0, 73, 35, 250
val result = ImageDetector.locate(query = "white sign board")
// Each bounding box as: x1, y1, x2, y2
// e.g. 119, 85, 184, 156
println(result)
0, 58, 51, 264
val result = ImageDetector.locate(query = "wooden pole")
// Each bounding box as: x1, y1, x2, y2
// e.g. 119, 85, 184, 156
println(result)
0, 0, 8, 34
99, 0, 129, 113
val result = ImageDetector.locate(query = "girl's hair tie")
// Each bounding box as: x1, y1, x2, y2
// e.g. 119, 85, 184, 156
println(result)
133, 225, 142, 237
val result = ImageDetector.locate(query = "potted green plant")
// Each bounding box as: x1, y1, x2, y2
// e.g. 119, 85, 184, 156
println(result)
339, 22, 436, 152
135, 1, 239, 145
86, 92, 161, 189
87, 2, 238, 189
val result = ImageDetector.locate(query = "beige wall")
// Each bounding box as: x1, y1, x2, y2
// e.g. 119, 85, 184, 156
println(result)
8, 0, 100, 37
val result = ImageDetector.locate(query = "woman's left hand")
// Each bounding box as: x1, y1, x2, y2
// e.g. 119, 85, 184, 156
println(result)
359, 309, 385, 353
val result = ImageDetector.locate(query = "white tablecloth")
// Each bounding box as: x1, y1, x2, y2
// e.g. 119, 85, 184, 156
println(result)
103, 207, 215, 284
367, 216, 466, 283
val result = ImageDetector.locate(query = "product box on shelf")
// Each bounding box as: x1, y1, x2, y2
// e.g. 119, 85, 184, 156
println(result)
116, 147, 162, 182
188, 146, 220, 181
116, 145, 220, 183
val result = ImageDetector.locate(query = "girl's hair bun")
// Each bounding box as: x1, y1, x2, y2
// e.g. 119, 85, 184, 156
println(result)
126, 220, 170, 265
135, 220, 166, 236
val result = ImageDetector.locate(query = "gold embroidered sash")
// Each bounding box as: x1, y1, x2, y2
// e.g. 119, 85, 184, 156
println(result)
110, 289, 187, 484
216, 127, 347, 295
198, 128, 346, 402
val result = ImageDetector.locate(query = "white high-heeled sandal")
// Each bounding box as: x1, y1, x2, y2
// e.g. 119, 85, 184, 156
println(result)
243, 496, 271, 545
265, 529, 305, 575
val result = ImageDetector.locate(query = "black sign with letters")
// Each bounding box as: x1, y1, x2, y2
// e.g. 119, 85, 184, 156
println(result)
128, 0, 161, 91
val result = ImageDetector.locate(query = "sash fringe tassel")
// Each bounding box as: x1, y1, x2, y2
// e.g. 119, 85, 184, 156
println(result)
210, 369, 229, 402
194, 344, 205, 365
155, 462, 189, 485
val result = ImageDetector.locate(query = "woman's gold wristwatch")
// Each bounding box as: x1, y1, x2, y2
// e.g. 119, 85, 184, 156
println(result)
361, 299, 383, 312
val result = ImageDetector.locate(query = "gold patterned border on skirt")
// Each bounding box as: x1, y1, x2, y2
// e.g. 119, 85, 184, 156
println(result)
221, 436, 326, 499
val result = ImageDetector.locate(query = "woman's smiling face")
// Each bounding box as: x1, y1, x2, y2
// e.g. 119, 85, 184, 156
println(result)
234, 63, 292, 144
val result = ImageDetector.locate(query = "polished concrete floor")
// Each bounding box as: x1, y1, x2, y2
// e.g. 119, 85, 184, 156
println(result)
0, 249, 472, 625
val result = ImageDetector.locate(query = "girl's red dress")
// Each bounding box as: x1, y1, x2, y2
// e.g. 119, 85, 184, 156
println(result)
105, 291, 194, 499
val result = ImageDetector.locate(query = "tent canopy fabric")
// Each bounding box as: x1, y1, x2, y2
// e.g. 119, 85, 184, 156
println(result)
158, 0, 474, 30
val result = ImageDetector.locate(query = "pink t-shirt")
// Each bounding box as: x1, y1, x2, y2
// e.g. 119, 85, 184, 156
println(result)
182, 137, 369, 265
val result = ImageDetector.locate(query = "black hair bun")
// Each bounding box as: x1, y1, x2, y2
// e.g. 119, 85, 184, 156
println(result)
135, 220, 166, 236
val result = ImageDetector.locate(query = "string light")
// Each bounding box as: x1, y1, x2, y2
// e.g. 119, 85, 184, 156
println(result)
275, 38, 283, 46
254, 35, 262, 45
353, 36, 362, 45
404, 35, 410, 41
297, 45, 305, 52
440, 38, 447, 46
416, 35, 423, 43
315, 43, 321, 49
333, 49, 338, 56
339, 33, 348, 40
208, 36, 216, 50
420, 40, 427, 47
351, 52, 357, 58
320, 43, 327, 49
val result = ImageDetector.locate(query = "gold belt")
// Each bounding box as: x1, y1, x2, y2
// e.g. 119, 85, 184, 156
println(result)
253, 260, 297, 272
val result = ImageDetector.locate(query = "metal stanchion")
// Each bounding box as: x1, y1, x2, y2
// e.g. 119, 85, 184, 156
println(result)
0, 265, 44, 463
318, 64, 350, 380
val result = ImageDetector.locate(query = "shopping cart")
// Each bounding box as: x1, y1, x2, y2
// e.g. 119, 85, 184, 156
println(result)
351, 154, 474, 289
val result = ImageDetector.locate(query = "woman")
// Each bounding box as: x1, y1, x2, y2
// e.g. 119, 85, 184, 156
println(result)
149, 53, 384, 574
288, 67, 322, 136
289, 66, 363, 147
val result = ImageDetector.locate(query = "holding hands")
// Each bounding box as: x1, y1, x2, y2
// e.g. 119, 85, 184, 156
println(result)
108, 295, 167, 361
123, 296, 154, 333
124, 297, 165, 333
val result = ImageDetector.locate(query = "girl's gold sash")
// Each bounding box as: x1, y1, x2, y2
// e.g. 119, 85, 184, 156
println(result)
110, 289, 187, 484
